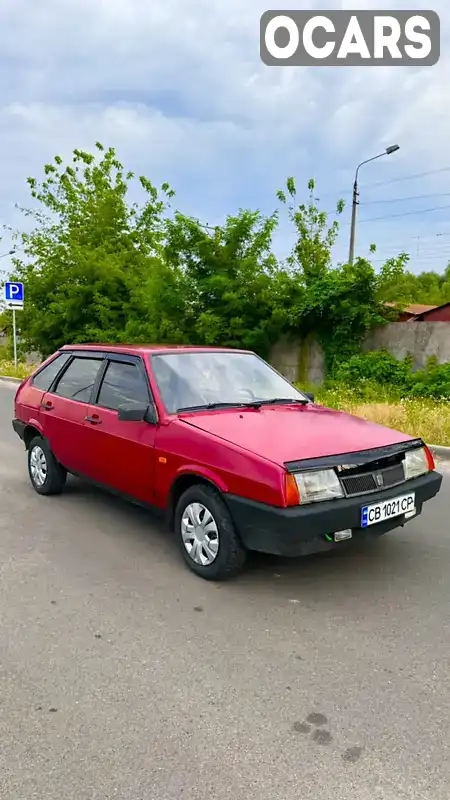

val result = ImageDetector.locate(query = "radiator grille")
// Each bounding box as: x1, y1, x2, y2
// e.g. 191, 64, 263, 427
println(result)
382, 463, 405, 487
341, 473, 376, 495
340, 462, 405, 497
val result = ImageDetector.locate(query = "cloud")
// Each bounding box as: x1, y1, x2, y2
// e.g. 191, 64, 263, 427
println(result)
0, 0, 449, 274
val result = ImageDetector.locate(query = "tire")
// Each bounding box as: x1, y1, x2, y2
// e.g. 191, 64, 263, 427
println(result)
27, 436, 67, 496
174, 484, 247, 581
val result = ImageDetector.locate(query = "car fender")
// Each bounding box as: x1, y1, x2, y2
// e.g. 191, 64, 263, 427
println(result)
172, 464, 229, 494
24, 417, 45, 438
164, 465, 230, 529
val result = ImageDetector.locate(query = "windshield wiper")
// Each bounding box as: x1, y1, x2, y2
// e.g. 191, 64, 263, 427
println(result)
177, 398, 309, 412
253, 398, 309, 407
176, 401, 250, 413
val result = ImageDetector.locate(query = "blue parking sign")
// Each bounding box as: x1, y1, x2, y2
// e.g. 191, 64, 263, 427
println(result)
4, 281, 24, 306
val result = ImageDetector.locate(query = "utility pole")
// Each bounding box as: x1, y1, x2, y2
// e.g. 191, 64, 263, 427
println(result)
348, 145, 400, 265
348, 178, 359, 266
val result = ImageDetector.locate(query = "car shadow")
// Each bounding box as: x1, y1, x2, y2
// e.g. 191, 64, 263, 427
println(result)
61, 474, 172, 547
57, 475, 440, 602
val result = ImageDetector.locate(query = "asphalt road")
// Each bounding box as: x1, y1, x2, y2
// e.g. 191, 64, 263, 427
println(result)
1, 381, 450, 800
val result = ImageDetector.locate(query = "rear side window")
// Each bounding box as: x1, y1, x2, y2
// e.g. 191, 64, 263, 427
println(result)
53, 357, 103, 403
32, 353, 72, 391
96, 360, 149, 410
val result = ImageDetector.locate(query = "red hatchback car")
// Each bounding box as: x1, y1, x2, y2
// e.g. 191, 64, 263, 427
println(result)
13, 343, 442, 580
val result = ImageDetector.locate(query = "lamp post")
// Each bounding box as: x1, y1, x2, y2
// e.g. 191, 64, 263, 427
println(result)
348, 145, 400, 265
0, 250, 15, 260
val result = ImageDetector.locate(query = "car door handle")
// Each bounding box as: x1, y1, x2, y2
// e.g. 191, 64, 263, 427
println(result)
40, 401, 54, 410
85, 415, 102, 425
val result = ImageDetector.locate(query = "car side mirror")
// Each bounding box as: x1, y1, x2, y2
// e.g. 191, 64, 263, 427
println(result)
304, 392, 315, 403
117, 404, 157, 424
144, 405, 158, 425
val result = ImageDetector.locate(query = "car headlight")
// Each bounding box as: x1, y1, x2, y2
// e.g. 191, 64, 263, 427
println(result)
294, 469, 344, 504
404, 446, 432, 480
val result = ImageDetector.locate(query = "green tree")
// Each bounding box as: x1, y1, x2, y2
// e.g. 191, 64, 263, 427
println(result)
162, 208, 296, 357
277, 178, 383, 372
10, 143, 173, 356
123, 257, 192, 345
9, 146, 428, 378
277, 177, 344, 282
377, 253, 450, 308
292, 257, 386, 373
414, 269, 450, 305
377, 252, 413, 307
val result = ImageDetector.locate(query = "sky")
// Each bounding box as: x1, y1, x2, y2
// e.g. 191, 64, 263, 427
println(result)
0, 0, 449, 282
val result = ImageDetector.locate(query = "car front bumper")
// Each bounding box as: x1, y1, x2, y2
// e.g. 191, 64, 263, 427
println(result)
225, 471, 443, 556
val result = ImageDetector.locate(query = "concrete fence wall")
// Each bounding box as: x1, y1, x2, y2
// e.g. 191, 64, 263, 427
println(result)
363, 322, 450, 371
269, 322, 450, 385
3, 322, 450, 384
270, 334, 325, 385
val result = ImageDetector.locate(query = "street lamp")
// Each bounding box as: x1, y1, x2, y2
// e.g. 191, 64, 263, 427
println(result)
348, 144, 400, 265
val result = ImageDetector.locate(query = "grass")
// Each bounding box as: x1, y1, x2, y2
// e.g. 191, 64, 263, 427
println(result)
0, 359, 35, 379
313, 386, 450, 447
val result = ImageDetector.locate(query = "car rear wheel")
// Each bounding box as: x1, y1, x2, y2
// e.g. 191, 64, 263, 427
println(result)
28, 436, 67, 496
174, 484, 247, 581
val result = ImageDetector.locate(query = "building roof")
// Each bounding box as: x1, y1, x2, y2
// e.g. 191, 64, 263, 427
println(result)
384, 302, 438, 316
413, 301, 450, 319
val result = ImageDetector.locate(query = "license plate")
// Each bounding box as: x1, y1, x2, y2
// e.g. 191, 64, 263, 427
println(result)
361, 493, 416, 528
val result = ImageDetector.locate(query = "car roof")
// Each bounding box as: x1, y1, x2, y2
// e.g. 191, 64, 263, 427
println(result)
59, 343, 253, 356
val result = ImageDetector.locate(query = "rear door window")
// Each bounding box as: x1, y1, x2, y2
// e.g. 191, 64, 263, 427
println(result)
53, 357, 103, 403
32, 353, 72, 391
96, 360, 150, 410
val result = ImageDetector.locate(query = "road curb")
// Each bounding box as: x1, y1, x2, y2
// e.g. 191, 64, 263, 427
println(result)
429, 445, 450, 461
0, 375, 23, 384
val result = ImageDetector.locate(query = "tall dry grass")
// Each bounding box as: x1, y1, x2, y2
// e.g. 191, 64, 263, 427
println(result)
315, 390, 450, 446
0, 359, 35, 380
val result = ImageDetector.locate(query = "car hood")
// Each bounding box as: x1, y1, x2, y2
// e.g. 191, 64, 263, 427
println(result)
179, 403, 413, 465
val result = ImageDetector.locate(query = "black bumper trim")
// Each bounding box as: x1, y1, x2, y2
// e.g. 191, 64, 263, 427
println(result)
225, 470, 443, 557
12, 418, 26, 441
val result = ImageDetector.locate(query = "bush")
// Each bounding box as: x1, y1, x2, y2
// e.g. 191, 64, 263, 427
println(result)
407, 360, 450, 400
333, 349, 412, 388
332, 350, 450, 400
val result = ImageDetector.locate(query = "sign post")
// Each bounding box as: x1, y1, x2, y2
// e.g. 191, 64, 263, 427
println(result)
12, 307, 17, 369
3, 282, 24, 369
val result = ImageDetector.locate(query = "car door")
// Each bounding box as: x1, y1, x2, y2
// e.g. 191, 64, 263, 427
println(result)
83, 354, 158, 503
15, 351, 73, 426
40, 353, 105, 476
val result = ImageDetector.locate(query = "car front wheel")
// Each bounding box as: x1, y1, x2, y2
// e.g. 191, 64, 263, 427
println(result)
28, 436, 67, 496
174, 484, 247, 581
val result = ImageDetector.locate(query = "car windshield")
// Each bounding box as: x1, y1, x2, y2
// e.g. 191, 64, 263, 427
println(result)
151, 351, 308, 414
